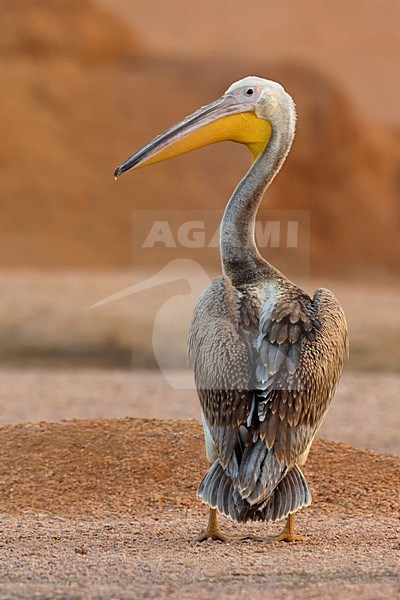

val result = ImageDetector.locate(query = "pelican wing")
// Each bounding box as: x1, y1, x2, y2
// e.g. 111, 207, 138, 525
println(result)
188, 276, 253, 469
253, 288, 321, 466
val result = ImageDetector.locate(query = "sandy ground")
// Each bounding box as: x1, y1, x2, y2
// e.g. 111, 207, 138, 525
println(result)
0, 369, 398, 455
0, 419, 399, 599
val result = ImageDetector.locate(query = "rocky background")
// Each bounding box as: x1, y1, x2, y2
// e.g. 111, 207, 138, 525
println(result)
0, 0, 399, 275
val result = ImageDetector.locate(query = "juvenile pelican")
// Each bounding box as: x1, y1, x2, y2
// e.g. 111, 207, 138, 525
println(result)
115, 77, 348, 542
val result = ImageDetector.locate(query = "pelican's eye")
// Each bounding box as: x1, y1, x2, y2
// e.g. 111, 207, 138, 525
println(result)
245, 88, 254, 96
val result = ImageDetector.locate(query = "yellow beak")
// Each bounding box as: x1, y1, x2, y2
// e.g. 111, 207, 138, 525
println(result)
114, 93, 272, 177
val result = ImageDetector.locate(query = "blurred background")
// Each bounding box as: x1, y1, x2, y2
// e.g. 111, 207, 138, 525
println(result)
0, 0, 398, 451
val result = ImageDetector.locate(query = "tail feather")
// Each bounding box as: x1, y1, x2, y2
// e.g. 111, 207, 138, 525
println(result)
280, 473, 291, 519
245, 450, 282, 504
228, 485, 237, 520
258, 464, 311, 522
197, 460, 311, 523
287, 464, 301, 510
210, 464, 224, 507
197, 460, 243, 521
219, 475, 231, 517
237, 439, 267, 497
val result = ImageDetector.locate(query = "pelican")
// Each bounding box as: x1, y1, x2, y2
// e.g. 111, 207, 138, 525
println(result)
115, 77, 348, 542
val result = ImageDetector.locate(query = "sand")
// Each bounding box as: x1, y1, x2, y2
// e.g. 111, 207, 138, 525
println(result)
0, 418, 399, 598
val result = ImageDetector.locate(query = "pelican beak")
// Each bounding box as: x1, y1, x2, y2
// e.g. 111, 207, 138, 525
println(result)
114, 93, 271, 178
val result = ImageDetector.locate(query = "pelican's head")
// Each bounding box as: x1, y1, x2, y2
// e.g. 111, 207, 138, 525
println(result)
114, 76, 295, 178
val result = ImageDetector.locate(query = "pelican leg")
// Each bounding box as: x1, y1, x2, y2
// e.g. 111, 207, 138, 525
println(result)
195, 508, 264, 543
266, 514, 307, 542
